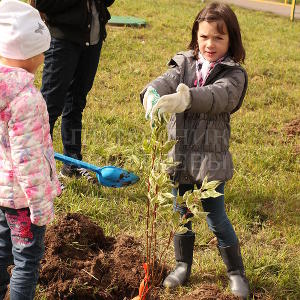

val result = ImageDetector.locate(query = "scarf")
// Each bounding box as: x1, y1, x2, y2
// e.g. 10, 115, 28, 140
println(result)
195, 52, 224, 87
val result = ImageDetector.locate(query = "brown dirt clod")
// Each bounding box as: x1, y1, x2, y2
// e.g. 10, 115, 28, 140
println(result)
39, 213, 145, 300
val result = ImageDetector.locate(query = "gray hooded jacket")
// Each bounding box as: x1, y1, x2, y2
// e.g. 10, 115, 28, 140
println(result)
140, 50, 248, 184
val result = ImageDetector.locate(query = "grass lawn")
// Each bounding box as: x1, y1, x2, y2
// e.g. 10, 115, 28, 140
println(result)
271, 0, 293, 4
34, 0, 299, 299
272, 0, 294, 4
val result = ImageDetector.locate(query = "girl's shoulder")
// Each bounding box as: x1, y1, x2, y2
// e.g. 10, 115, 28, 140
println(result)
0, 65, 35, 112
168, 50, 195, 67
219, 56, 247, 73
9, 82, 44, 122
216, 56, 248, 85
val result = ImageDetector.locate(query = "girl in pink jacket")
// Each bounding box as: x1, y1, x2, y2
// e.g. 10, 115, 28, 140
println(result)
0, 1, 61, 299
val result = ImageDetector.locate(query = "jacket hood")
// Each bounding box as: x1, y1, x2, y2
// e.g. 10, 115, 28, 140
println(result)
0, 65, 34, 112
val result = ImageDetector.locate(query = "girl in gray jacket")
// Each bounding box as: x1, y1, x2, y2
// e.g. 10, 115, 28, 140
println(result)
141, 2, 249, 299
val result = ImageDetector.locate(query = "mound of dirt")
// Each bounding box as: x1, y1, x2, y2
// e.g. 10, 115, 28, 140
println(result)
285, 117, 300, 137
38, 213, 145, 300
37, 213, 245, 300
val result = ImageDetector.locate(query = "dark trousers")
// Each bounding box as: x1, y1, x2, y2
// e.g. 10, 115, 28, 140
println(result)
173, 182, 238, 247
41, 37, 103, 160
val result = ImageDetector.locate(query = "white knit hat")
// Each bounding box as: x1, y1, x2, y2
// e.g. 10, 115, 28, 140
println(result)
0, 0, 50, 60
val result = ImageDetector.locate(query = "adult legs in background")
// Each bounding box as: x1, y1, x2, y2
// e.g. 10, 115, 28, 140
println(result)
61, 40, 102, 159
41, 38, 102, 158
41, 38, 102, 182
41, 38, 81, 138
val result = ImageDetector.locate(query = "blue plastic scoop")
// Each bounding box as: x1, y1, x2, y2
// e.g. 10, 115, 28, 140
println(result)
54, 152, 139, 188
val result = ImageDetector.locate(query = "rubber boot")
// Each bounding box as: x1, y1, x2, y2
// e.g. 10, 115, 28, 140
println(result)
163, 233, 195, 288
218, 243, 250, 299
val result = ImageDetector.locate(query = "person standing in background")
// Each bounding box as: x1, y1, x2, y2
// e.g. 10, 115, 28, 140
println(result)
32, 0, 115, 182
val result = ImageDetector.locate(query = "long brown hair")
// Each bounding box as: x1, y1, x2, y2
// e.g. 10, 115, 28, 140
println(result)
189, 2, 245, 63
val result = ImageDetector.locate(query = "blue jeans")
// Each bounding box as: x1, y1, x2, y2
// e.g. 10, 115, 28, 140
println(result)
41, 37, 103, 160
0, 208, 45, 300
173, 182, 238, 247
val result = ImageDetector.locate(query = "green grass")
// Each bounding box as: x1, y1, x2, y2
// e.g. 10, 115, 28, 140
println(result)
273, 0, 294, 4
271, 0, 294, 4
35, 1, 300, 299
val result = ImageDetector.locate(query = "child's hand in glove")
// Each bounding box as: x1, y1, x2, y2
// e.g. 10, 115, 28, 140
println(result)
143, 86, 160, 120
151, 83, 191, 115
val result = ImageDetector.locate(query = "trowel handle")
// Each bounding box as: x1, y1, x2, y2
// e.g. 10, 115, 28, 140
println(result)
54, 152, 100, 173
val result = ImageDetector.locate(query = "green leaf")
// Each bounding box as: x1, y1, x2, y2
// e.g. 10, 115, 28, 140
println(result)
201, 190, 223, 199
188, 205, 201, 216
186, 193, 194, 209
171, 211, 181, 227
176, 195, 185, 205
158, 193, 172, 205
182, 190, 193, 202
191, 188, 202, 199
157, 203, 173, 212
202, 180, 221, 191
202, 176, 208, 187
181, 216, 193, 226
176, 227, 188, 234
150, 195, 159, 204
149, 175, 155, 189
157, 173, 170, 187
150, 169, 159, 181
193, 211, 209, 221
161, 140, 177, 154
142, 139, 151, 153
162, 192, 175, 199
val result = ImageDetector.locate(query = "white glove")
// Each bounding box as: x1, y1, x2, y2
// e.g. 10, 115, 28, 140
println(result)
151, 83, 191, 116
142, 86, 160, 120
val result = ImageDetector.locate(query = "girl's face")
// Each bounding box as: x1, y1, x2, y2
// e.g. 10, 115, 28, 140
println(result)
197, 20, 229, 62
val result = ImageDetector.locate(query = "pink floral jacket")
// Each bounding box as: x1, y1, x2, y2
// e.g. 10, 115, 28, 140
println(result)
0, 65, 61, 226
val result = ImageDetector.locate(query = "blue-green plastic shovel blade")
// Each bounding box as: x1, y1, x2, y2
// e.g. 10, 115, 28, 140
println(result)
54, 152, 139, 188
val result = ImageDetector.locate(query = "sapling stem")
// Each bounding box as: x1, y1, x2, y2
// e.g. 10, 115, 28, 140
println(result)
150, 202, 157, 281
139, 115, 221, 298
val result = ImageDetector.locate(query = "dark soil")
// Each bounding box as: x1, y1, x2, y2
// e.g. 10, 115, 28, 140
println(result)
38, 213, 146, 300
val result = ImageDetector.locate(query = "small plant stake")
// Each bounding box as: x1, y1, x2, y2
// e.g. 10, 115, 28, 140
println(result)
133, 113, 222, 300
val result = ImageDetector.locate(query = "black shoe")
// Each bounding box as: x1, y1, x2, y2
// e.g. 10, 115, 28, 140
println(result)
60, 164, 97, 184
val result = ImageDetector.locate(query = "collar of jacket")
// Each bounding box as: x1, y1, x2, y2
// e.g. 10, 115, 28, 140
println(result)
183, 50, 248, 115
179, 50, 241, 67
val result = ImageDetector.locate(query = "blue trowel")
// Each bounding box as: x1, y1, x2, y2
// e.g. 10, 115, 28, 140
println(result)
54, 152, 139, 188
